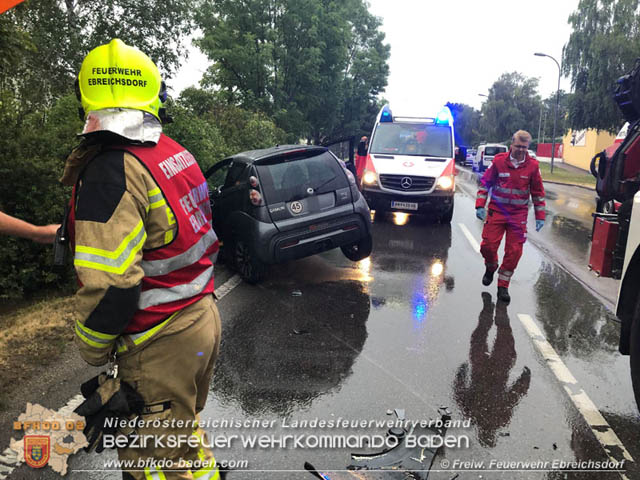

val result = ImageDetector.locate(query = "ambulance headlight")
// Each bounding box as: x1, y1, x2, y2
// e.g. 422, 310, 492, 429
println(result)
363, 170, 377, 185
436, 175, 454, 190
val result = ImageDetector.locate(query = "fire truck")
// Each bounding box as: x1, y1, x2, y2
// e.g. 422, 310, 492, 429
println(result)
588, 60, 640, 410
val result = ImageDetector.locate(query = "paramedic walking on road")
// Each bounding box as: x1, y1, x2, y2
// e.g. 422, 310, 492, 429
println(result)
65, 39, 221, 479
475, 130, 546, 303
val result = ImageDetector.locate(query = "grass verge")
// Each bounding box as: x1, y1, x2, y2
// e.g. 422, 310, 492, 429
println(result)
0, 295, 75, 398
539, 162, 596, 188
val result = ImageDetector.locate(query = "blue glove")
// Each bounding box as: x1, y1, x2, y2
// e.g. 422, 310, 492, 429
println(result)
476, 207, 486, 221
536, 219, 545, 232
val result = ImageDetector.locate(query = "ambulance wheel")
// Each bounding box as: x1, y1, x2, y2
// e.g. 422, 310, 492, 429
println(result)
234, 240, 266, 284
438, 202, 454, 224
631, 297, 640, 412
341, 234, 373, 262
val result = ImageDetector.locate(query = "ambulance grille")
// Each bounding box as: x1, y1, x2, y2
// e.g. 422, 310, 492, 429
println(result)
379, 174, 435, 191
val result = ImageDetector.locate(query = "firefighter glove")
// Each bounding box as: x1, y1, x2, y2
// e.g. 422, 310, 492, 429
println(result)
536, 219, 545, 232
476, 207, 486, 221
74, 373, 145, 453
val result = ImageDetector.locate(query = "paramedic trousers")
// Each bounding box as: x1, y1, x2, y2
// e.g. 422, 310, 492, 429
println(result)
480, 210, 527, 289
116, 295, 222, 480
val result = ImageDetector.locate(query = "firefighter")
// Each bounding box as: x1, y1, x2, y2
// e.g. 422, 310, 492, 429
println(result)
475, 130, 546, 303
63, 39, 221, 479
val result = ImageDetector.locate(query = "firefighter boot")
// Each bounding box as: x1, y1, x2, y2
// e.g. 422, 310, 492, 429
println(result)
482, 268, 495, 286
497, 287, 510, 304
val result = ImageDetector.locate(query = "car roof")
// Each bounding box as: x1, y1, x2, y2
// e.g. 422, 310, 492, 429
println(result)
227, 145, 328, 164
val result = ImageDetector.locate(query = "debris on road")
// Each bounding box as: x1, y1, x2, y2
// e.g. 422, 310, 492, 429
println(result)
292, 290, 303, 296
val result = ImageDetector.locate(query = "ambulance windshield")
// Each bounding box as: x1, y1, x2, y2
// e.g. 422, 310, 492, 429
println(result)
370, 123, 453, 158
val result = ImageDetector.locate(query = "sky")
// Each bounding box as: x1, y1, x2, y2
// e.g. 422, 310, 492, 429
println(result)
170, 0, 580, 115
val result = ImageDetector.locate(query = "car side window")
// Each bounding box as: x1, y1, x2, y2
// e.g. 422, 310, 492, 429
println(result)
223, 162, 247, 189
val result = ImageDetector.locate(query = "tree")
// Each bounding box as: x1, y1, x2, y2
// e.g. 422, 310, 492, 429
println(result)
446, 102, 481, 147
195, 0, 389, 144
3, 0, 196, 115
479, 72, 541, 143
563, 0, 640, 132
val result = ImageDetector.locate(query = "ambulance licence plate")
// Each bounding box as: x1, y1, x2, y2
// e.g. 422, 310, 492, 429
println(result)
391, 201, 418, 210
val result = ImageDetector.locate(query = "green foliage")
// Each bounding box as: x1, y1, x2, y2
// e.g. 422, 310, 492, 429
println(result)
165, 88, 287, 172
563, 0, 640, 131
0, 94, 81, 299
479, 72, 542, 142
5, 0, 196, 116
196, 0, 389, 144
446, 103, 481, 147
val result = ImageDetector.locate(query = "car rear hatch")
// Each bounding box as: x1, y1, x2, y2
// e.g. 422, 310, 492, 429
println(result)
255, 148, 356, 234
483, 146, 507, 162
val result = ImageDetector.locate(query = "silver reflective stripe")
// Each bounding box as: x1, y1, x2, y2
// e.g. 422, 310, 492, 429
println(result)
533, 196, 545, 202
142, 229, 218, 277
210, 251, 218, 264
499, 172, 510, 177
138, 265, 213, 309
74, 222, 146, 272
511, 198, 529, 205
499, 270, 513, 276
535, 206, 546, 211
495, 186, 529, 196
477, 193, 488, 199
492, 194, 511, 203
148, 191, 164, 204
498, 274, 511, 282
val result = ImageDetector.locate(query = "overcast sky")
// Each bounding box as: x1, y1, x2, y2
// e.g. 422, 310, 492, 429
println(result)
170, 0, 579, 115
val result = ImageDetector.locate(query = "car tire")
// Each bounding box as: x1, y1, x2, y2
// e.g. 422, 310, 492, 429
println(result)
341, 234, 373, 262
234, 239, 266, 284
631, 296, 640, 412
438, 201, 454, 224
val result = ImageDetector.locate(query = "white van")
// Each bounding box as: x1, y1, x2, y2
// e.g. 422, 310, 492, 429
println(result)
359, 104, 455, 222
473, 143, 507, 172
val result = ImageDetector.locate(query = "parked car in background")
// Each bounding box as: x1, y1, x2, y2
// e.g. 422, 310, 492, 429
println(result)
465, 149, 476, 166
473, 143, 508, 172
206, 145, 373, 283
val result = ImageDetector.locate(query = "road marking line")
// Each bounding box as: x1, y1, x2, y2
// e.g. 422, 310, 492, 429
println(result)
214, 274, 242, 300
0, 274, 243, 474
458, 223, 480, 253
518, 313, 634, 478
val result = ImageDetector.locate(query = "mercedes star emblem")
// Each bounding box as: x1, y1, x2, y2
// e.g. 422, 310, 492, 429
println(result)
401, 177, 413, 189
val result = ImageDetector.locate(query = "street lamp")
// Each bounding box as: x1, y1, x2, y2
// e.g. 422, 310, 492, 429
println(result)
534, 52, 561, 174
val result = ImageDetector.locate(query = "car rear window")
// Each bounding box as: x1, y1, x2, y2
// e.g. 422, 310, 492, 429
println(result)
370, 123, 453, 157
485, 146, 506, 156
255, 151, 349, 204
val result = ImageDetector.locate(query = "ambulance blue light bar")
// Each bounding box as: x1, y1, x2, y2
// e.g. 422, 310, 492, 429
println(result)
435, 107, 453, 125
380, 105, 393, 123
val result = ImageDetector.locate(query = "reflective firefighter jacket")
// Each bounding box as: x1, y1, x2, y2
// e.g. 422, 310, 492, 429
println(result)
475, 152, 546, 221
67, 134, 219, 365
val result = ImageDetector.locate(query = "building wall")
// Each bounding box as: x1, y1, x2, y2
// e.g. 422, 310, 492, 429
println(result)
562, 129, 617, 171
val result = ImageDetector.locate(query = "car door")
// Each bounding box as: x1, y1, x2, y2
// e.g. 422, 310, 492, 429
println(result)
204, 158, 235, 238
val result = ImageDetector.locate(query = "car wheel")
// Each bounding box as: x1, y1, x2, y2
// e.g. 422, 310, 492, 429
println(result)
341, 234, 373, 262
234, 240, 266, 284
631, 296, 640, 412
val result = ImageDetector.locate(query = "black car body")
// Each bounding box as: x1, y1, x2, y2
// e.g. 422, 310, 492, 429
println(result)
206, 145, 372, 282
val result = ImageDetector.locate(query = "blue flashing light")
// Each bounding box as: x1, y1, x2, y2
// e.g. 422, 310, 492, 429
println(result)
435, 106, 453, 125
380, 105, 393, 123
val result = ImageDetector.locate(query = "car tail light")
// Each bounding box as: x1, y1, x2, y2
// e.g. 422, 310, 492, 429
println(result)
249, 175, 260, 188
249, 189, 262, 206
481, 151, 484, 161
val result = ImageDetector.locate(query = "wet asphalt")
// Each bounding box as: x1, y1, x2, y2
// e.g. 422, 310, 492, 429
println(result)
13, 170, 640, 479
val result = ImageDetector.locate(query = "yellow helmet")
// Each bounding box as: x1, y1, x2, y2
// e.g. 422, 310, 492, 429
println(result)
77, 39, 166, 120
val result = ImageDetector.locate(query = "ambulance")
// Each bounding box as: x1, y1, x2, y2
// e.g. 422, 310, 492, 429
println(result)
359, 105, 456, 223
